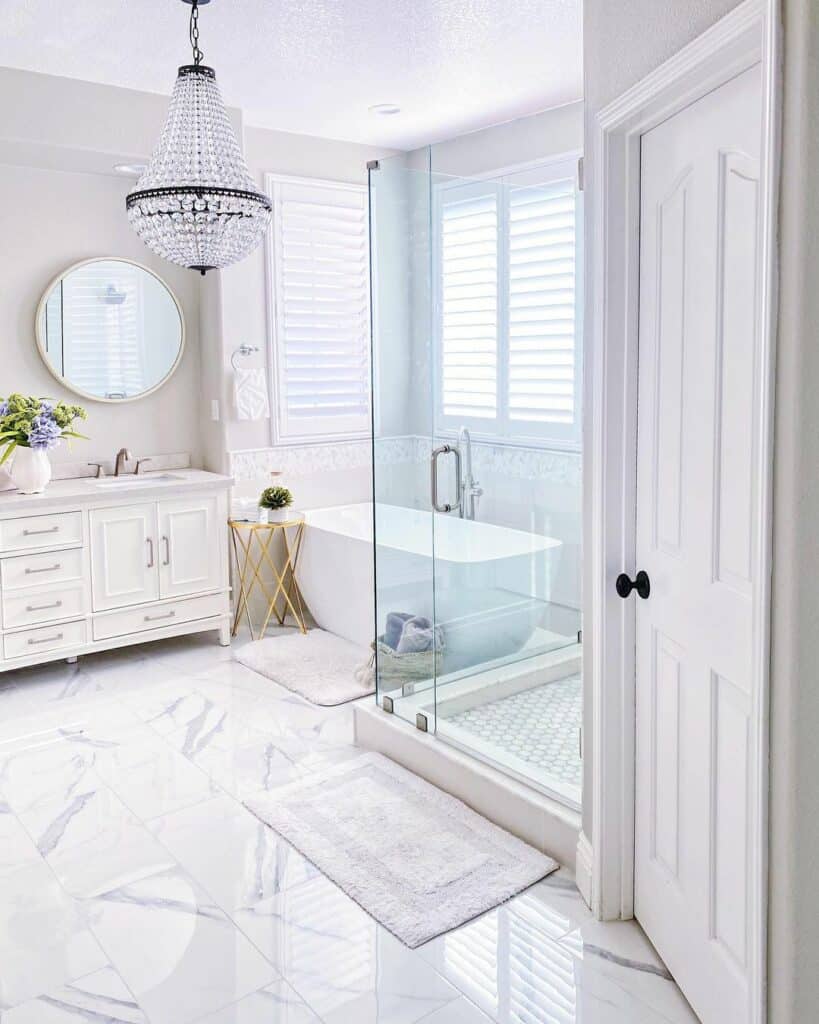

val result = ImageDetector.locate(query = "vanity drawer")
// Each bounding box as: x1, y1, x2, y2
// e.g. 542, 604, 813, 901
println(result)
0, 512, 83, 553
92, 592, 225, 642
2, 582, 86, 630
1, 547, 84, 590
3, 619, 87, 660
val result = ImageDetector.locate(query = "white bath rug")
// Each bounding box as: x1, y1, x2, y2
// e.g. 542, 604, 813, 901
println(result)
234, 629, 373, 706
245, 751, 558, 947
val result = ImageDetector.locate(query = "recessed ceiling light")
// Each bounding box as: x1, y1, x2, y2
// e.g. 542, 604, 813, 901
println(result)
369, 103, 401, 117
113, 163, 147, 176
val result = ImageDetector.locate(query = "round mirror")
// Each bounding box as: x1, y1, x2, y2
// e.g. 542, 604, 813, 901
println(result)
35, 258, 185, 402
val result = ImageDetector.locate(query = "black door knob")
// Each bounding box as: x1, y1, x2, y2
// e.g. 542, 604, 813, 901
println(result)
616, 570, 650, 600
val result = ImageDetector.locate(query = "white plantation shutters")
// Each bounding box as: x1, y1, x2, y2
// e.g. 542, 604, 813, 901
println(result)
435, 157, 582, 445
268, 176, 371, 442
441, 185, 499, 420
508, 178, 577, 428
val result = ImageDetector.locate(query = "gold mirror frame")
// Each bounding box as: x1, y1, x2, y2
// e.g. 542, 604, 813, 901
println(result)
34, 256, 186, 404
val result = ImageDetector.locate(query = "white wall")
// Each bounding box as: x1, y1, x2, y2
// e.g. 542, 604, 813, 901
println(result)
429, 101, 583, 178
768, 1, 819, 1020
0, 68, 219, 469
0, 162, 202, 467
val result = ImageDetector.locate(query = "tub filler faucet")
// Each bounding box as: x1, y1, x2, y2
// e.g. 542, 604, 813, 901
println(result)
457, 427, 483, 520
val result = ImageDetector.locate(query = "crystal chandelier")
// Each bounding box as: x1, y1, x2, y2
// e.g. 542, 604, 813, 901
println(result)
126, 0, 271, 275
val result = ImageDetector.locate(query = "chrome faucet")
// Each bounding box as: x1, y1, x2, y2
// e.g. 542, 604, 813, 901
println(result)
114, 448, 132, 476
457, 427, 483, 520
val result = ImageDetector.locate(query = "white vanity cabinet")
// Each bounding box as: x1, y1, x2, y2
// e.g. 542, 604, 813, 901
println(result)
90, 503, 159, 610
157, 497, 221, 599
0, 471, 232, 672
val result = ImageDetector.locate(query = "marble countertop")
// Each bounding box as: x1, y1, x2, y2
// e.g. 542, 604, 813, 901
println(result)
0, 469, 233, 515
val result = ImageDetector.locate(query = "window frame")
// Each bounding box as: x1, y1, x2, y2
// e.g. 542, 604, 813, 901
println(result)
432, 152, 584, 452
265, 172, 373, 447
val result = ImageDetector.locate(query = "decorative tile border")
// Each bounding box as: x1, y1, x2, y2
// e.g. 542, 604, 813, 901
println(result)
229, 436, 580, 487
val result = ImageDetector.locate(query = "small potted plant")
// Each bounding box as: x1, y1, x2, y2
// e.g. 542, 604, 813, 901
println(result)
258, 484, 294, 523
0, 395, 87, 494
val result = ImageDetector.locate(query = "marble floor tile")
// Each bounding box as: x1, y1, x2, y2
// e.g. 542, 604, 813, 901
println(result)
417, 876, 699, 1024
0, 632, 697, 1024
149, 634, 237, 675
232, 874, 461, 1024
0, 659, 109, 713
86, 866, 278, 1024
79, 645, 185, 692
19, 777, 176, 898
0, 803, 41, 876
91, 729, 219, 820
192, 978, 321, 1023
0, 860, 108, 1010
149, 794, 320, 911
419, 997, 494, 1023
1, 965, 146, 1022
190, 733, 359, 800
0, 729, 96, 817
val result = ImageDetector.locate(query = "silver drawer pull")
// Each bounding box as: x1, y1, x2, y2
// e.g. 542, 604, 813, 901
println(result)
144, 610, 176, 623
26, 600, 63, 613
22, 525, 60, 536
28, 632, 64, 646
25, 563, 61, 575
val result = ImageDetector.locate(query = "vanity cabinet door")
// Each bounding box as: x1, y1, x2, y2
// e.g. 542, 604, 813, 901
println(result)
90, 504, 159, 611
157, 497, 220, 599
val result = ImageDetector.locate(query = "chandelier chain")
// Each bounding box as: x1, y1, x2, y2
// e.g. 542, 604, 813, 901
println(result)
189, 0, 204, 66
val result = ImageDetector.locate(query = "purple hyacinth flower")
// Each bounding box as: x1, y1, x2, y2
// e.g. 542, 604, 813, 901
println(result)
28, 412, 62, 450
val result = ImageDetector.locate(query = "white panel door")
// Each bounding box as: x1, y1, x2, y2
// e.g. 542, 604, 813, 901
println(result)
90, 503, 159, 611
634, 65, 762, 1024
158, 497, 219, 599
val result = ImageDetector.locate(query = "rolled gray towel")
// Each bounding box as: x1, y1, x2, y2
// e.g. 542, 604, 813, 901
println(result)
384, 612, 413, 650
396, 615, 440, 654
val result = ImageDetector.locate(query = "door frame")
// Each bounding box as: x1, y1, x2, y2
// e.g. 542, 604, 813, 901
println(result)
582, 1, 781, 1021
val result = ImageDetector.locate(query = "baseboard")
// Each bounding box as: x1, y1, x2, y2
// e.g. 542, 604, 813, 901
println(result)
575, 830, 594, 910
354, 699, 580, 865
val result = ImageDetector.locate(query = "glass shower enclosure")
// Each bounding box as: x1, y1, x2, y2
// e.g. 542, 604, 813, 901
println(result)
368, 146, 583, 808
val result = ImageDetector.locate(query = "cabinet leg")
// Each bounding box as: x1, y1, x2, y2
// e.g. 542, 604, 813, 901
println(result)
66, 656, 78, 665
218, 621, 231, 647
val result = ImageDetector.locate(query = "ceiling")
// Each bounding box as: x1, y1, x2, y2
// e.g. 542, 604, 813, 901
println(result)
0, 0, 582, 150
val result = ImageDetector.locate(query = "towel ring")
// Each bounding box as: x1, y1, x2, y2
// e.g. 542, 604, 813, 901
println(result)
231, 344, 259, 371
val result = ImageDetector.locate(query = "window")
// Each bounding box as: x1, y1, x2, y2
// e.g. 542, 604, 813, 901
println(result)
267, 174, 371, 443
434, 156, 582, 447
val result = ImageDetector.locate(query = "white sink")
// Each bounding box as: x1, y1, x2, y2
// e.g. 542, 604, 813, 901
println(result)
89, 473, 183, 488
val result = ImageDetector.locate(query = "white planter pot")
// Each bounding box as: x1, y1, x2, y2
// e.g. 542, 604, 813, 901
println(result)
261, 507, 296, 523
10, 447, 52, 494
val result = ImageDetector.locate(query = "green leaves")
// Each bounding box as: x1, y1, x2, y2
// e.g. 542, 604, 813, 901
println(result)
259, 485, 294, 510
0, 394, 88, 459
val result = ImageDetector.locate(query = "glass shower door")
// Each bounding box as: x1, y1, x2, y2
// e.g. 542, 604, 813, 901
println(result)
369, 149, 438, 732
427, 163, 584, 807
368, 150, 583, 808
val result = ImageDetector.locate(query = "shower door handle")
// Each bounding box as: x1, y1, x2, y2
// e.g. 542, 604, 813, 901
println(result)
431, 444, 462, 513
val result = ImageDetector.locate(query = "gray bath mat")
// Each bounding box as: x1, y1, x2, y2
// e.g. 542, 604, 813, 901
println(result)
245, 751, 558, 947
234, 629, 373, 706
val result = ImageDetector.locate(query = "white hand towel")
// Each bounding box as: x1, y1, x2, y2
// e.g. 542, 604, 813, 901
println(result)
233, 367, 270, 421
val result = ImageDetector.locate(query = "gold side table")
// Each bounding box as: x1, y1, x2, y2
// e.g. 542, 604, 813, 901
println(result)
229, 519, 308, 640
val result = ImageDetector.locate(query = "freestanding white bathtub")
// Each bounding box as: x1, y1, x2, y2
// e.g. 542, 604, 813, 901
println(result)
298, 502, 562, 673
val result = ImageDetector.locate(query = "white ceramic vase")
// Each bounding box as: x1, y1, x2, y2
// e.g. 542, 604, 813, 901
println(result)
11, 447, 52, 494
